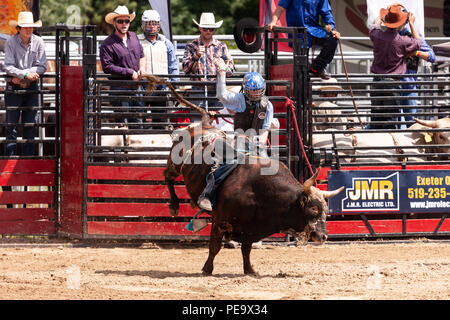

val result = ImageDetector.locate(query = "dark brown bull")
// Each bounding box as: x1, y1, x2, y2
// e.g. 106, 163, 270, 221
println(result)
164, 122, 343, 275
142, 74, 344, 275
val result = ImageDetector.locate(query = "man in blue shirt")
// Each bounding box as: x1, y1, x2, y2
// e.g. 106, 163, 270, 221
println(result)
4, 11, 47, 156
139, 10, 179, 77
138, 9, 179, 128
268, 0, 341, 80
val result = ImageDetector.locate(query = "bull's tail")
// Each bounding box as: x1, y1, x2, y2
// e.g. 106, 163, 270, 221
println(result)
142, 74, 213, 128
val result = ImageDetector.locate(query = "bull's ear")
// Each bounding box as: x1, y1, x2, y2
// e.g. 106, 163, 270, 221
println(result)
417, 130, 434, 143
304, 167, 321, 195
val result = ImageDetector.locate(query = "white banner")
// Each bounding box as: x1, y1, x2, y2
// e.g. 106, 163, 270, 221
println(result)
148, 0, 172, 41
366, 0, 424, 36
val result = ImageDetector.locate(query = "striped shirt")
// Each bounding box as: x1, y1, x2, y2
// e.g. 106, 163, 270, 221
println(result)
4, 33, 47, 79
182, 36, 234, 79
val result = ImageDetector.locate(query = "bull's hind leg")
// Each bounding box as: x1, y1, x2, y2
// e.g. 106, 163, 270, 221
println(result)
241, 241, 257, 275
164, 161, 180, 217
202, 222, 224, 275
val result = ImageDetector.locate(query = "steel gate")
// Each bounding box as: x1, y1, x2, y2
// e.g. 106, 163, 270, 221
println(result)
77, 75, 295, 239
0, 25, 66, 236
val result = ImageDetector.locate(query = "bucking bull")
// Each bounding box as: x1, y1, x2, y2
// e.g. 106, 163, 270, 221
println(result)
142, 74, 344, 275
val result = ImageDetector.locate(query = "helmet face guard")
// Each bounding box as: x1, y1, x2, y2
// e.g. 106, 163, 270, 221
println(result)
143, 22, 160, 36
243, 72, 266, 102
142, 10, 160, 35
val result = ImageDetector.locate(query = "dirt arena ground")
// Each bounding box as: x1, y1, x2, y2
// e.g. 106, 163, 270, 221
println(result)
0, 238, 448, 300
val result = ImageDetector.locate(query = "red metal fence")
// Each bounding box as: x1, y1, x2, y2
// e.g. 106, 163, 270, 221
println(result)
0, 160, 57, 235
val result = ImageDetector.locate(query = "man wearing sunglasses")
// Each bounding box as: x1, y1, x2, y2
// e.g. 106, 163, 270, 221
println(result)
182, 12, 235, 110
100, 5, 146, 127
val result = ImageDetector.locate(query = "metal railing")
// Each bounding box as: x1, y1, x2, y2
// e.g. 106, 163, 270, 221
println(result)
85, 74, 291, 164
308, 73, 450, 167
0, 74, 58, 158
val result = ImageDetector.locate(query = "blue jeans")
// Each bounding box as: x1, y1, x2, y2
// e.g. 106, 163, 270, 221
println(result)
110, 86, 145, 126
311, 33, 338, 72
400, 91, 418, 129
368, 77, 402, 129
4, 83, 39, 156
200, 162, 239, 206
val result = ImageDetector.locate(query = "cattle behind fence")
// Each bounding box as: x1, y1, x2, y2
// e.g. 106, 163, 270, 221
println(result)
306, 73, 450, 238
308, 73, 450, 167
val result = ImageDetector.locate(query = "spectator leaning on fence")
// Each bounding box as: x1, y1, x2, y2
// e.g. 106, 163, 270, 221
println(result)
368, 4, 421, 130
398, 17, 436, 129
138, 9, 179, 129
100, 5, 146, 127
139, 9, 179, 77
267, 0, 341, 80
4, 11, 46, 156
182, 12, 235, 109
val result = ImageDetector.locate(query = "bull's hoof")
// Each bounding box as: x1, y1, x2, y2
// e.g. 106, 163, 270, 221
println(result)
202, 266, 213, 275
244, 269, 258, 276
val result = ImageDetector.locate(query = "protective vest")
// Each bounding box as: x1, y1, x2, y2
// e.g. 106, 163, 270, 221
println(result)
140, 34, 169, 75
234, 96, 268, 132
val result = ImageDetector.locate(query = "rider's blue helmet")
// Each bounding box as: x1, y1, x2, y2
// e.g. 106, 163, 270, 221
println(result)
242, 72, 266, 102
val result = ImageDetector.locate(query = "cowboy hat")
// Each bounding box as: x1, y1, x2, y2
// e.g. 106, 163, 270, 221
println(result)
105, 5, 136, 25
9, 11, 42, 28
379, 4, 409, 29
312, 78, 342, 91
193, 12, 223, 29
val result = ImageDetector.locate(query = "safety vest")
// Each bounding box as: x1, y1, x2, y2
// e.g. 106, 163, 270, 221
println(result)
139, 34, 169, 75
234, 96, 268, 132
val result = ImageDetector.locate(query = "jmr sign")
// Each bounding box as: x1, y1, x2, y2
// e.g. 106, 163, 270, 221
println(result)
328, 170, 450, 214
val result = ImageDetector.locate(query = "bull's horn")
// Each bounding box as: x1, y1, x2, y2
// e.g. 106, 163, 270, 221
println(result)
414, 118, 437, 128
321, 186, 344, 199
304, 167, 321, 194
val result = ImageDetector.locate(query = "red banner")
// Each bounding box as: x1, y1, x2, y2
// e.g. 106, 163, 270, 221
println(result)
259, 0, 292, 52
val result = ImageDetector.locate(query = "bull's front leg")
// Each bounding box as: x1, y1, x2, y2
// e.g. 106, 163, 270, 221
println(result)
164, 160, 180, 217
202, 222, 224, 275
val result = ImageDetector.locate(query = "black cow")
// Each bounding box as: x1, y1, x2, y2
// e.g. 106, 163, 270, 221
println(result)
164, 123, 344, 275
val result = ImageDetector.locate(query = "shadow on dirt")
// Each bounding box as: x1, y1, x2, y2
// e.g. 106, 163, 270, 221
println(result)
94, 269, 300, 279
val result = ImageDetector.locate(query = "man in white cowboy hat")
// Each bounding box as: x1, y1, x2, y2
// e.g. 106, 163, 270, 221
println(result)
138, 9, 179, 129
4, 11, 46, 156
100, 5, 146, 127
368, 3, 421, 129
182, 12, 235, 109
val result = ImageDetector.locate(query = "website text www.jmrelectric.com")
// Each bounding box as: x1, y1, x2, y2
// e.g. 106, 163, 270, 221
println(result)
410, 200, 450, 209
